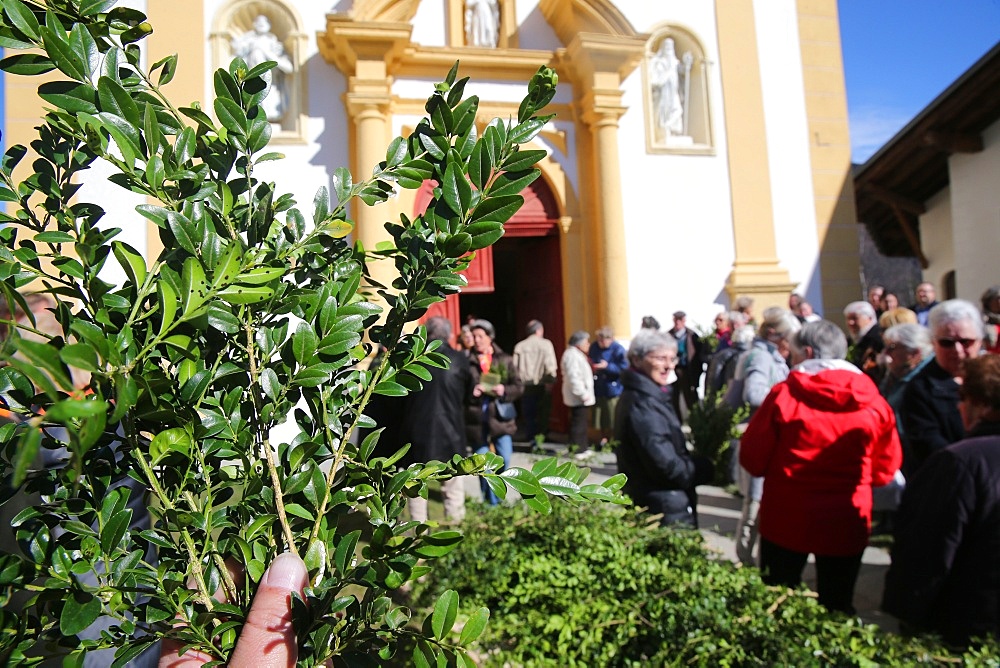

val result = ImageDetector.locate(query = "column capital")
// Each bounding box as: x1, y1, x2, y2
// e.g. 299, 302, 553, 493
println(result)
318, 18, 412, 77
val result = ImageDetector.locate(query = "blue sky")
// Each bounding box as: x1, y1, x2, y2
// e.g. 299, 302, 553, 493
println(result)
838, 0, 1000, 164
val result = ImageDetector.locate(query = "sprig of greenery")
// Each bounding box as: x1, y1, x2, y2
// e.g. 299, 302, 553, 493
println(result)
0, 1, 624, 665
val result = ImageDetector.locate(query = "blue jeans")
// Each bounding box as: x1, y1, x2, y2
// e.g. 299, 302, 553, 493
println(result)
475, 433, 512, 505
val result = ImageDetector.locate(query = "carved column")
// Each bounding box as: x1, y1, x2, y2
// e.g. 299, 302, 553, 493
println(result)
566, 34, 645, 337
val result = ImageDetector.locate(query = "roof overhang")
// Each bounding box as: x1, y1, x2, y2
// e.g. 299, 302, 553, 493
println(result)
853, 41, 1000, 262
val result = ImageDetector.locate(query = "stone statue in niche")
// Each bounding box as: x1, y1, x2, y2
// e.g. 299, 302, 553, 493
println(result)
231, 15, 294, 122
650, 38, 694, 143
465, 0, 500, 48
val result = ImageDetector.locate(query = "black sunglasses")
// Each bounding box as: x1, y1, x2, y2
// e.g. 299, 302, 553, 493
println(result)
936, 338, 978, 349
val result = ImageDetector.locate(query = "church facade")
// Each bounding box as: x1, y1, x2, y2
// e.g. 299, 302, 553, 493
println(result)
4, 0, 860, 351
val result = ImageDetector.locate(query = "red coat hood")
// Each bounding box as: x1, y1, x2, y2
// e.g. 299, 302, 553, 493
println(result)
786, 361, 878, 413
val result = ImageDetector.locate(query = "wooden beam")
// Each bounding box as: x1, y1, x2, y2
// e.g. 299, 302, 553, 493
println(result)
890, 203, 929, 269
865, 182, 927, 216
922, 130, 984, 154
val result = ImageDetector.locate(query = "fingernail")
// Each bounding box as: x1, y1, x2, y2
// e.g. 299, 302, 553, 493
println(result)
262, 552, 307, 590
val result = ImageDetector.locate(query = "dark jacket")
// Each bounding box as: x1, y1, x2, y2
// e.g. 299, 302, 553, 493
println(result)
900, 358, 963, 473
883, 421, 1000, 646
849, 324, 883, 379
614, 367, 707, 526
400, 344, 473, 465
466, 343, 524, 442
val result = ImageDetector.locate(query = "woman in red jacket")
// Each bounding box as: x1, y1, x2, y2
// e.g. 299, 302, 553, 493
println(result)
740, 320, 902, 613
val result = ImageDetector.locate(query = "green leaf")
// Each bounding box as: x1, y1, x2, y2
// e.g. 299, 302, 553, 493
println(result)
464, 221, 504, 250
303, 539, 326, 577
260, 368, 280, 400
40, 26, 87, 81
214, 96, 247, 136
485, 170, 539, 199
292, 322, 318, 364
112, 241, 147, 288
431, 590, 459, 641
100, 509, 132, 553
283, 504, 314, 521
4, 0, 40, 40
470, 194, 523, 225
509, 118, 546, 144
217, 284, 274, 305
80, 0, 118, 16
60, 591, 102, 636
458, 607, 490, 645
236, 267, 283, 285
57, 344, 100, 373
207, 304, 240, 333
98, 76, 140, 126
34, 230, 75, 243
152, 53, 177, 86
38, 80, 97, 114
441, 162, 472, 216
14, 338, 73, 390
156, 281, 178, 337
333, 530, 361, 575
0, 53, 54, 76
501, 149, 547, 173
499, 468, 543, 498
468, 139, 490, 191
538, 476, 581, 497
149, 427, 192, 465
12, 426, 40, 487
166, 211, 198, 254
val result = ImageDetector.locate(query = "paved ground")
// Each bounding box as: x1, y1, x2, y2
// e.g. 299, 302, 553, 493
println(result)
468, 443, 900, 632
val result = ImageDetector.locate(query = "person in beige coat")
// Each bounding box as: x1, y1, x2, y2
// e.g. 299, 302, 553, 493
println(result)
561, 330, 596, 449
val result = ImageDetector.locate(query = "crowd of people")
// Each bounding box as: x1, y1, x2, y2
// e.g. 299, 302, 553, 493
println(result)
386, 280, 1000, 645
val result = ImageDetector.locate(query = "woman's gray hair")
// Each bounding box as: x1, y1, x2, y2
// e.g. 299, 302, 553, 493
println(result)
758, 308, 801, 341
929, 299, 985, 339
883, 323, 933, 358
568, 330, 590, 347
981, 285, 1000, 314
791, 320, 848, 360
627, 329, 677, 362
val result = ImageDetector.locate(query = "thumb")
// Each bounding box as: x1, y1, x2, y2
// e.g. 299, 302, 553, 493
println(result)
229, 552, 308, 668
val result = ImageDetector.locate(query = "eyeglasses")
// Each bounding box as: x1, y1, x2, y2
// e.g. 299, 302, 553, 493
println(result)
936, 338, 979, 349
645, 354, 677, 366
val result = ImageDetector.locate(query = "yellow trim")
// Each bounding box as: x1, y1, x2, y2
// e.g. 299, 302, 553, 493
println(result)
715, 0, 794, 311
796, 0, 860, 319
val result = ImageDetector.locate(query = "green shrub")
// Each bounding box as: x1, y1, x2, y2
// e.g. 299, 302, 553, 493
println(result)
414, 503, 999, 667
688, 389, 746, 486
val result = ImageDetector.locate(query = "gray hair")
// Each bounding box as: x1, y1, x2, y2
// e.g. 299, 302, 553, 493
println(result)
731, 324, 756, 347
929, 299, 985, 339
758, 308, 801, 341
981, 285, 1000, 314
525, 319, 543, 336
425, 316, 452, 342
734, 296, 754, 311
627, 329, 677, 362
883, 323, 933, 358
728, 311, 748, 329
568, 330, 589, 347
843, 301, 877, 321
791, 320, 848, 360
470, 318, 496, 340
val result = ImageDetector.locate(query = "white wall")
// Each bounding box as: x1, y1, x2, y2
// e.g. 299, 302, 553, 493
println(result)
920, 189, 954, 297
615, 3, 737, 335
753, 0, 822, 311
949, 119, 1000, 301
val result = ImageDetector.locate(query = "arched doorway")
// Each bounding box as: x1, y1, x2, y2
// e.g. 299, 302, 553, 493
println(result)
415, 175, 567, 436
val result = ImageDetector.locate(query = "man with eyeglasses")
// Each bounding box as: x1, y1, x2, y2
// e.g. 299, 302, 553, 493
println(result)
900, 299, 985, 473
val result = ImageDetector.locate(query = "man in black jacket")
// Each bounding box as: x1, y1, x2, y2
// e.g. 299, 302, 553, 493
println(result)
399, 317, 474, 522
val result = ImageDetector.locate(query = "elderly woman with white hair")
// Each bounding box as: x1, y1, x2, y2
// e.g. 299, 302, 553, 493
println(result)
741, 320, 901, 613
614, 329, 712, 527
900, 299, 985, 474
